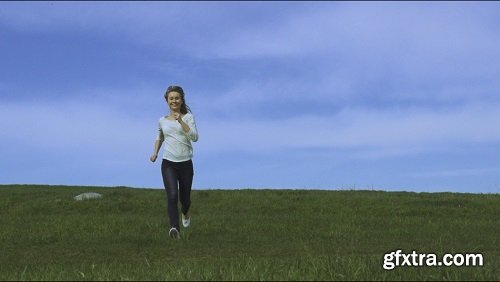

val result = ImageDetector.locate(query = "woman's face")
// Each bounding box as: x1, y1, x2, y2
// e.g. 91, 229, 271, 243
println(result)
167, 91, 183, 111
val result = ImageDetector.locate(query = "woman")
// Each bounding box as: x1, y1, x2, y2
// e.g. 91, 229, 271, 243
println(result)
150, 85, 199, 240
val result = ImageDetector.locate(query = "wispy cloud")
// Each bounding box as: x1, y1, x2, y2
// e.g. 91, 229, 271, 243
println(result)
3, 2, 499, 60
0, 98, 152, 152
197, 100, 500, 157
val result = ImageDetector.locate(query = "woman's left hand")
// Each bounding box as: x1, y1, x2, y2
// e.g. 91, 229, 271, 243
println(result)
174, 113, 183, 123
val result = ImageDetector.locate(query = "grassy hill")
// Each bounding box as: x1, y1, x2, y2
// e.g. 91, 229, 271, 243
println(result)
1, 184, 500, 281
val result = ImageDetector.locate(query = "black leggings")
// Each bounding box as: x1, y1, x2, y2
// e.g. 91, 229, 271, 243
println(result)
161, 159, 194, 231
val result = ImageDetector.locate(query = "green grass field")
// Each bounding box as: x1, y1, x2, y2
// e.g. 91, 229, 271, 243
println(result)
1, 185, 500, 281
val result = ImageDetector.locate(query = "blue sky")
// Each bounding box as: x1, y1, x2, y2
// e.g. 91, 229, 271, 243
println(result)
1, 2, 500, 193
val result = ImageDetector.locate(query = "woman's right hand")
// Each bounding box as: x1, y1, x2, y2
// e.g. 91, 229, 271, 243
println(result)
150, 154, 158, 162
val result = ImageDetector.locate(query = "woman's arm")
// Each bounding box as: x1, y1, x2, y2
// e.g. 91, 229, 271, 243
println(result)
150, 139, 163, 162
178, 118, 191, 134
178, 114, 198, 142
151, 121, 164, 162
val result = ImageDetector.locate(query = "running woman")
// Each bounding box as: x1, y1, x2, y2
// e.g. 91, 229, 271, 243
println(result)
150, 85, 199, 239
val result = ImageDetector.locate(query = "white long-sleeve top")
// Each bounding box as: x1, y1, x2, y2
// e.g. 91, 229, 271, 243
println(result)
156, 113, 198, 162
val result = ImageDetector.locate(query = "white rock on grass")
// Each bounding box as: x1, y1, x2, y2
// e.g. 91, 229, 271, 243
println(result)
74, 192, 103, 201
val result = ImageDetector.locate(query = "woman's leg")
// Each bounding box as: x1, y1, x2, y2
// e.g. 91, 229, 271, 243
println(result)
178, 160, 194, 216
161, 159, 180, 231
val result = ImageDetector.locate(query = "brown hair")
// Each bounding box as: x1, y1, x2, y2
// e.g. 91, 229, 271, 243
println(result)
164, 85, 191, 114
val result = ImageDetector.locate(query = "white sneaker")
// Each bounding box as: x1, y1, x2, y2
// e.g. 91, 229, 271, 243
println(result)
169, 227, 180, 240
182, 214, 191, 228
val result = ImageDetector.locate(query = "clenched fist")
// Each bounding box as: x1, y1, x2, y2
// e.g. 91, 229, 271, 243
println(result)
150, 154, 158, 162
